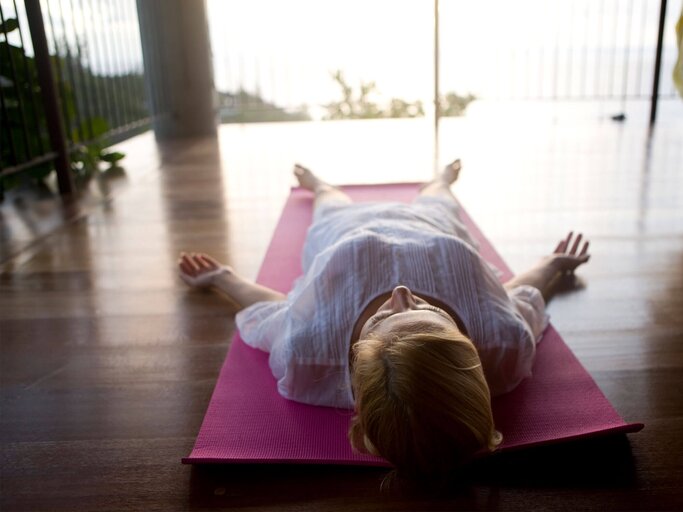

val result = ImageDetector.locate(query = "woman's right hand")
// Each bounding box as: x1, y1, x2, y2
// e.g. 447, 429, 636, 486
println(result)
549, 231, 591, 273
178, 252, 232, 288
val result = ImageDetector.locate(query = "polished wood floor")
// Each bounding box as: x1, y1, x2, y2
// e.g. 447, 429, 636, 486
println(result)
1, 117, 682, 511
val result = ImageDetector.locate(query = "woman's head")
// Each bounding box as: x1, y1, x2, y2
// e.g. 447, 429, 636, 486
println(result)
349, 286, 501, 478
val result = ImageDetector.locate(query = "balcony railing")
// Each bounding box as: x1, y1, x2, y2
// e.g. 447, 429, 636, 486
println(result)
2, 0, 679, 198
208, 0, 679, 123
1, 0, 149, 197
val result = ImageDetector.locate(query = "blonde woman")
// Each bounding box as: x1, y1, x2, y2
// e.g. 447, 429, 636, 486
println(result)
178, 161, 590, 478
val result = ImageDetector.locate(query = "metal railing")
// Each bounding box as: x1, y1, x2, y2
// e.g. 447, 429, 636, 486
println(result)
438, 0, 677, 103
1, 0, 149, 196
208, 0, 678, 123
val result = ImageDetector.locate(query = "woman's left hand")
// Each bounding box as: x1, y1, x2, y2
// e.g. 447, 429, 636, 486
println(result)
549, 231, 591, 273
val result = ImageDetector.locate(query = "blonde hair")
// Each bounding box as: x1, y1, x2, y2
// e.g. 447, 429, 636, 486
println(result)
349, 328, 502, 478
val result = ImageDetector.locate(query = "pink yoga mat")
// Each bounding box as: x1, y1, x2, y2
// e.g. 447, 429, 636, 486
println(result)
183, 184, 642, 466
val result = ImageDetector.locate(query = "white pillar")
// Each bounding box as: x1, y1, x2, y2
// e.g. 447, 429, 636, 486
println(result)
137, 0, 217, 138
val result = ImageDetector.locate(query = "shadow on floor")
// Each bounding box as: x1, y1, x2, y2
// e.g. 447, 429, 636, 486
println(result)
187, 433, 637, 508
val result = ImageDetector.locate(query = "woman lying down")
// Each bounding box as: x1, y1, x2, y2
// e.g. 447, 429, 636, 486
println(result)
178, 160, 590, 479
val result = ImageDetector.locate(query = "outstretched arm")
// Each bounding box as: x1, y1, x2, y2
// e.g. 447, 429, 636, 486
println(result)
503, 232, 591, 301
178, 253, 286, 310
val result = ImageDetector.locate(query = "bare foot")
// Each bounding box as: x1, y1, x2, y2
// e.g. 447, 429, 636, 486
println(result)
441, 159, 462, 185
178, 252, 232, 288
293, 164, 327, 192
418, 159, 462, 193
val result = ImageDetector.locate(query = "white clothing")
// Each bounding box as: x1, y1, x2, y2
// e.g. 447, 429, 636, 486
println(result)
236, 196, 549, 409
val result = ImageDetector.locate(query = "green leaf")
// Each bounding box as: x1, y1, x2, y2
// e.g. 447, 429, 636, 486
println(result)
100, 151, 125, 163
88, 117, 110, 138
0, 18, 19, 35
0, 42, 27, 72
72, 117, 110, 143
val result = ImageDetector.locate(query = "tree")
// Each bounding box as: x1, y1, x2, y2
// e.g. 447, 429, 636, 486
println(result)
324, 70, 473, 120
324, 70, 384, 120
217, 89, 310, 123
440, 92, 476, 117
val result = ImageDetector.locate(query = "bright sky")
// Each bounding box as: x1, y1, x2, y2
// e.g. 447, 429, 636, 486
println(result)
207, 0, 681, 112
207, 0, 434, 109
1, 0, 679, 112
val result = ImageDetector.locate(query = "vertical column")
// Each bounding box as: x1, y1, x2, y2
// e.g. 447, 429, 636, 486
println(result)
136, 0, 217, 138
24, 0, 74, 195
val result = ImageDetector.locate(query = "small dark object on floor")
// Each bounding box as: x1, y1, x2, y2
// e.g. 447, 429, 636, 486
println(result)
611, 113, 627, 122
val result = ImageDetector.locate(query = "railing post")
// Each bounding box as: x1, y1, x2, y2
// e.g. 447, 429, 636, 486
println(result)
650, 0, 668, 126
24, 0, 73, 195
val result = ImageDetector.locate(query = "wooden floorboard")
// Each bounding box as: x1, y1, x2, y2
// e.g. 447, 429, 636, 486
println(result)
1, 118, 682, 510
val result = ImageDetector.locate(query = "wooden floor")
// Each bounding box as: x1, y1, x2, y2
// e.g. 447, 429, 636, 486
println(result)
1, 117, 682, 511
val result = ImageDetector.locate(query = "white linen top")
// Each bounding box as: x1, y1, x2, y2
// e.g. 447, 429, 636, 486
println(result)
236, 196, 549, 409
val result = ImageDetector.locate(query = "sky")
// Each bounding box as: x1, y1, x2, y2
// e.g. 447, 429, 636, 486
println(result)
1, 0, 680, 114
206, 0, 682, 112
